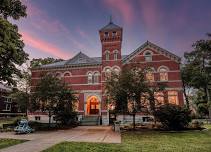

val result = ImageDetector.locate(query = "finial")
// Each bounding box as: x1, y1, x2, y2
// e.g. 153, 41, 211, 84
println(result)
109, 15, 113, 23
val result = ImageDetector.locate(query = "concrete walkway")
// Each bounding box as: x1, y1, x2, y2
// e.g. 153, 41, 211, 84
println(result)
0, 126, 121, 152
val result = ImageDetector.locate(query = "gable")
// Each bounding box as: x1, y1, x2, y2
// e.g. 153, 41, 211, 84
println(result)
123, 41, 181, 64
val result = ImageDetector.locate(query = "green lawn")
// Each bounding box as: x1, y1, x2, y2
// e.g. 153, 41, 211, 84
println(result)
44, 125, 211, 152
0, 139, 26, 149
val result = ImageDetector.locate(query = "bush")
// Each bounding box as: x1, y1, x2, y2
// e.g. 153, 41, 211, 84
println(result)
154, 104, 191, 130
55, 111, 78, 126
28, 121, 58, 131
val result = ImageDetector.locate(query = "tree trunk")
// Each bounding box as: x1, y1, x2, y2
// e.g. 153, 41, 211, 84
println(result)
48, 111, 51, 128
182, 80, 190, 109
132, 113, 135, 130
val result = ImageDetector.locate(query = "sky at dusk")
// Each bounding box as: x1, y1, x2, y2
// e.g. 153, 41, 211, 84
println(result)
15, 0, 211, 60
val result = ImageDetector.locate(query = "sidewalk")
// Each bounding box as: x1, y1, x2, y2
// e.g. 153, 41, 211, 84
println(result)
0, 126, 121, 152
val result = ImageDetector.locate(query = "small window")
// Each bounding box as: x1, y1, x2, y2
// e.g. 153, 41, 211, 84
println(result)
159, 67, 168, 81
146, 68, 154, 82
55, 73, 61, 78
64, 72, 71, 77
5, 103, 11, 111
112, 31, 117, 37
168, 91, 178, 104
114, 50, 118, 60
104, 32, 109, 37
113, 67, 120, 74
88, 72, 93, 84
105, 51, 110, 61
93, 72, 99, 83
144, 51, 152, 61
143, 117, 150, 122
105, 68, 111, 78
35, 116, 41, 121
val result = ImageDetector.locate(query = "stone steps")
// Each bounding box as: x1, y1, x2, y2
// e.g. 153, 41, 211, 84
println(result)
80, 116, 99, 126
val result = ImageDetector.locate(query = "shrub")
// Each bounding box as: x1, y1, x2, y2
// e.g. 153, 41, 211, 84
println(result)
55, 111, 78, 126
154, 104, 191, 130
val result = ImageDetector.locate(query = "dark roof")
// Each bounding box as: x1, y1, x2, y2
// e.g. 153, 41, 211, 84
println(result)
99, 21, 122, 32
39, 52, 101, 69
36, 41, 180, 69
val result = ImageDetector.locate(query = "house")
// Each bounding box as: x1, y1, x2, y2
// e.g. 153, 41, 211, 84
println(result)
0, 83, 18, 116
29, 20, 184, 125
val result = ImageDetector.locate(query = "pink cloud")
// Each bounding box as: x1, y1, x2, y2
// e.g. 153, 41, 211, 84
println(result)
103, 0, 134, 25
77, 28, 88, 39
21, 31, 71, 59
23, 1, 86, 51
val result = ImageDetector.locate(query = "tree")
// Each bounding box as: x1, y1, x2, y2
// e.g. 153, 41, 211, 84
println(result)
30, 58, 64, 68
183, 37, 211, 118
192, 89, 209, 117
145, 82, 166, 115
10, 90, 29, 113
181, 66, 193, 109
31, 74, 63, 127
55, 88, 78, 125
31, 74, 78, 127
0, 0, 27, 20
106, 66, 148, 130
0, 0, 28, 86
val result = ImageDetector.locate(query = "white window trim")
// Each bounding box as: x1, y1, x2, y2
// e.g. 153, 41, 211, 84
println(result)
63, 71, 71, 77
144, 50, 153, 62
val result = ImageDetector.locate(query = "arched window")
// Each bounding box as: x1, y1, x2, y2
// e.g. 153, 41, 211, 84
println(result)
112, 66, 120, 75
64, 72, 71, 77
144, 51, 152, 61
104, 32, 109, 38
113, 50, 118, 60
112, 31, 117, 37
105, 67, 111, 78
55, 72, 62, 79
159, 66, 168, 81
145, 68, 154, 82
105, 51, 110, 61
87, 72, 93, 84
93, 72, 99, 83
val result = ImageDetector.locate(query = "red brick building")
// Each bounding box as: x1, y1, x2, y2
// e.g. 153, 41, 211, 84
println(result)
30, 20, 184, 125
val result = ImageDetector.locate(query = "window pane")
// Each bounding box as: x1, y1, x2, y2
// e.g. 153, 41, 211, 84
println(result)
93, 73, 99, 83
146, 72, 154, 81
168, 91, 178, 104
160, 72, 168, 81
88, 73, 93, 84
106, 52, 110, 60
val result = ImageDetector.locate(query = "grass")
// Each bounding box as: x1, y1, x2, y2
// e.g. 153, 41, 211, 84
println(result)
0, 139, 26, 149
43, 125, 211, 152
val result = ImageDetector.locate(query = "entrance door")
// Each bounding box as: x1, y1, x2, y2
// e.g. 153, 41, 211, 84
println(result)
86, 96, 99, 115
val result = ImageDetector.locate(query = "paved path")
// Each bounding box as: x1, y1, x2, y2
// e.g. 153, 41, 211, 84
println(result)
0, 126, 121, 152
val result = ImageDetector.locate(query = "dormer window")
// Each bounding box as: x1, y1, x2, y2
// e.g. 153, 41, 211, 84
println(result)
112, 31, 117, 37
104, 32, 109, 37
144, 51, 152, 62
